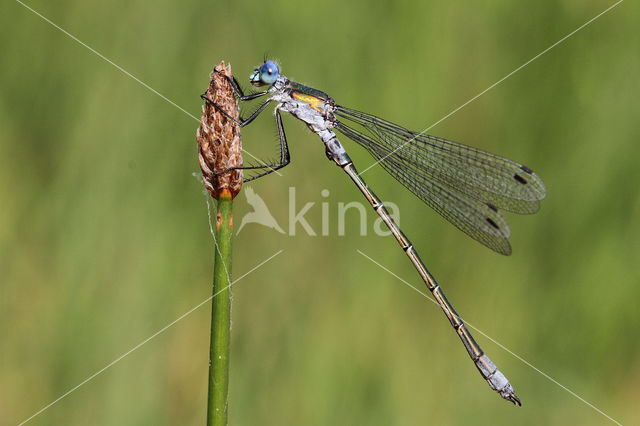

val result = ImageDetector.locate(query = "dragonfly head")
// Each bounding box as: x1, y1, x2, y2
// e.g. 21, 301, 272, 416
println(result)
250, 60, 280, 87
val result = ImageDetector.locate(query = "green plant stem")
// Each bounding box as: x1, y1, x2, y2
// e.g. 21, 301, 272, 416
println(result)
207, 193, 234, 426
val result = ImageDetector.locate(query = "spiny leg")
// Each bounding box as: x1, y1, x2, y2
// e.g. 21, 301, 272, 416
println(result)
212, 68, 269, 100
199, 108, 290, 183
200, 94, 272, 127
201, 67, 272, 125
241, 108, 290, 182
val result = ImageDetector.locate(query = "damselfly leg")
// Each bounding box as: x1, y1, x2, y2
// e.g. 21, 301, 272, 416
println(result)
201, 72, 290, 181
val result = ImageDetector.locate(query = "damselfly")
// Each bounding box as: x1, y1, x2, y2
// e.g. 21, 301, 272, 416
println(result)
202, 60, 546, 405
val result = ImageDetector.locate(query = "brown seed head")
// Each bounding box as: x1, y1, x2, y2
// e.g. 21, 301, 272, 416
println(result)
197, 61, 243, 199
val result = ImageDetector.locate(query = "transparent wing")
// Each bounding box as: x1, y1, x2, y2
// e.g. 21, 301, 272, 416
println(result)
333, 106, 547, 255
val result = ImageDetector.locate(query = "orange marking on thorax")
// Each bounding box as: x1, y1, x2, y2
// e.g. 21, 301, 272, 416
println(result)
292, 91, 324, 112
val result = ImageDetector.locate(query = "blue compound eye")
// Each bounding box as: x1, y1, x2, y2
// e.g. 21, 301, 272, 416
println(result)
260, 61, 279, 84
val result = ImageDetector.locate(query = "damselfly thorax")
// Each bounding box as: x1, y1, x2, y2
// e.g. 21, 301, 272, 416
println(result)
271, 78, 349, 165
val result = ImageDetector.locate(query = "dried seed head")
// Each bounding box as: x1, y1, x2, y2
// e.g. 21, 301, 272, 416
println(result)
197, 61, 243, 199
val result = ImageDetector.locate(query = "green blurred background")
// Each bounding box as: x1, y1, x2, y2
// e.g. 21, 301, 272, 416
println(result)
1, 1, 638, 424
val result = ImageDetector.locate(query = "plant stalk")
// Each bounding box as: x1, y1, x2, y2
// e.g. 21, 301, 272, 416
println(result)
207, 190, 234, 426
